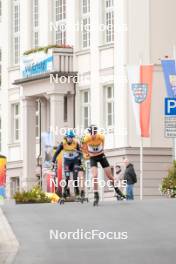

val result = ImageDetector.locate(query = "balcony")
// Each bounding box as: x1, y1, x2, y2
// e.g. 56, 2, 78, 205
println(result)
13, 46, 76, 85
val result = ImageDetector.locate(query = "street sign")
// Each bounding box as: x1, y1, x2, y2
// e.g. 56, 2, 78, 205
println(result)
165, 98, 176, 115
165, 98, 176, 137
165, 116, 176, 138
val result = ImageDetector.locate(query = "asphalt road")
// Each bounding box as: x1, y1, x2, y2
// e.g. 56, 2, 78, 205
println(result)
2, 199, 176, 264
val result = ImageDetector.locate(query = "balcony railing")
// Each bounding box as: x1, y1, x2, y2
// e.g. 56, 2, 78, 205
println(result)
52, 47, 73, 72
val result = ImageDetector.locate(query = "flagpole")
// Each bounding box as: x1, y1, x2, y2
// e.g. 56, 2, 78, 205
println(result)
140, 136, 143, 200
139, 58, 143, 201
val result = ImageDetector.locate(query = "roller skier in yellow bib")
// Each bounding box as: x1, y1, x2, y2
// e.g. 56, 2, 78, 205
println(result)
52, 130, 85, 203
83, 125, 126, 206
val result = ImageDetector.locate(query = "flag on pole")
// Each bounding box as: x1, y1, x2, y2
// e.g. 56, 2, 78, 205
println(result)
161, 60, 176, 97
127, 65, 153, 137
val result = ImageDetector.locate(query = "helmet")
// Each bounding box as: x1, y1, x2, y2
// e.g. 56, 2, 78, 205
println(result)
65, 130, 75, 138
88, 125, 98, 135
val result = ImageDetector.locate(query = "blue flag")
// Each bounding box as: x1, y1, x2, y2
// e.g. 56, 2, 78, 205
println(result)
161, 60, 176, 97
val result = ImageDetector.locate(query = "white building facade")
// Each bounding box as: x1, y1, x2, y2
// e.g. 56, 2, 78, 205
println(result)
0, 0, 175, 198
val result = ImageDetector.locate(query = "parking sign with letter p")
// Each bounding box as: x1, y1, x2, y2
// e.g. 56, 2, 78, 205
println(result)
165, 98, 176, 116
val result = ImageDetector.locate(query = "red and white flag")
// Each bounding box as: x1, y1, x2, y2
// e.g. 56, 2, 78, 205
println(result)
127, 65, 153, 137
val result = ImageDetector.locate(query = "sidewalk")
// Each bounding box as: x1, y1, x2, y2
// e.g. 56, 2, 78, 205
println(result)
0, 206, 19, 264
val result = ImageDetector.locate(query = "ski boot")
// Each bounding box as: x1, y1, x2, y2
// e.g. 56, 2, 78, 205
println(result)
74, 187, 81, 202
114, 187, 126, 201
75, 195, 81, 202
80, 190, 88, 203
59, 197, 65, 205
59, 189, 69, 205
66, 188, 71, 198
93, 192, 99, 206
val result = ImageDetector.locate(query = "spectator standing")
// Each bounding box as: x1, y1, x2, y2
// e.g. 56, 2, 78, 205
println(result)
123, 158, 137, 200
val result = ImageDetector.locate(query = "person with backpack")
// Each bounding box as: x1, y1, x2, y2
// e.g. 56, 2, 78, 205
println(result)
123, 158, 137, 200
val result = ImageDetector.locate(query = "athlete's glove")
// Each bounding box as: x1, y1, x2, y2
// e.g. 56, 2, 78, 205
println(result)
51, 162, 55, 170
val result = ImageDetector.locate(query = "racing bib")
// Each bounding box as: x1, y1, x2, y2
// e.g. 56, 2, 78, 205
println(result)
63, 151, 78, 159
88, 144, 103, 154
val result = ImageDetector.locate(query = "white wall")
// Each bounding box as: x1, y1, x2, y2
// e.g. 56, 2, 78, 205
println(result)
150, 0, 176, 63
1, 0, 11, 157
127, 0, 150, 64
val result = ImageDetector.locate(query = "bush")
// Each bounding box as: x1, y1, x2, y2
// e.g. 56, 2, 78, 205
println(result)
160, 160, 176, 198
23, 44, 72, 55
13, 186, 52, 203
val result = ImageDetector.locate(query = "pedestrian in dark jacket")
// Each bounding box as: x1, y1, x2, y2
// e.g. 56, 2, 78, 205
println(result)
123, 158, 137, 200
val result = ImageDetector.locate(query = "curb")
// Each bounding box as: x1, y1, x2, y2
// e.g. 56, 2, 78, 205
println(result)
0, 208, 19, 264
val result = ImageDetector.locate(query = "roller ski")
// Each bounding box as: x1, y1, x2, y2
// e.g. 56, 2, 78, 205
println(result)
75, 195, 81, 202
114, 187, 126, 201
116, 194, 125, 201
93, 192, 99, 206
59, 188, 70, 205
79, 190, 88, 203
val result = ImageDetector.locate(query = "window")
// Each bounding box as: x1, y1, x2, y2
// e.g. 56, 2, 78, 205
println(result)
64, 96, 68, 122
0, 115, 2, 152
0, 49, 1, 87
34, 31, 39, 48
82, 17, 90, 48
33, 0, 39, 48
55, 0, 66, 45
105, 0, 114, 43
82, 0, 90, 14
33, 0, 39, 27
56, 29, 66, 45
56, 0, 66, 20
105, 86, 114, 127
13, 0, 20, 65
82, 90, 90, 129
14, 36, 20, 65
10, 177, 20, 197
13, 103, 20, 142
105, 0, 114, 8
0, 0, 2, 22
81, 0, 90, 48
36, 101, 39, 138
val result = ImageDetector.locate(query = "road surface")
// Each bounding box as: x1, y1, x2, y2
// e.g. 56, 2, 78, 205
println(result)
2, 199, 176, 264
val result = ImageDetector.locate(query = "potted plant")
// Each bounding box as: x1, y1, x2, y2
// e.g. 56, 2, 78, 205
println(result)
160, 161, 176, 198
13, 186, 52, 204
